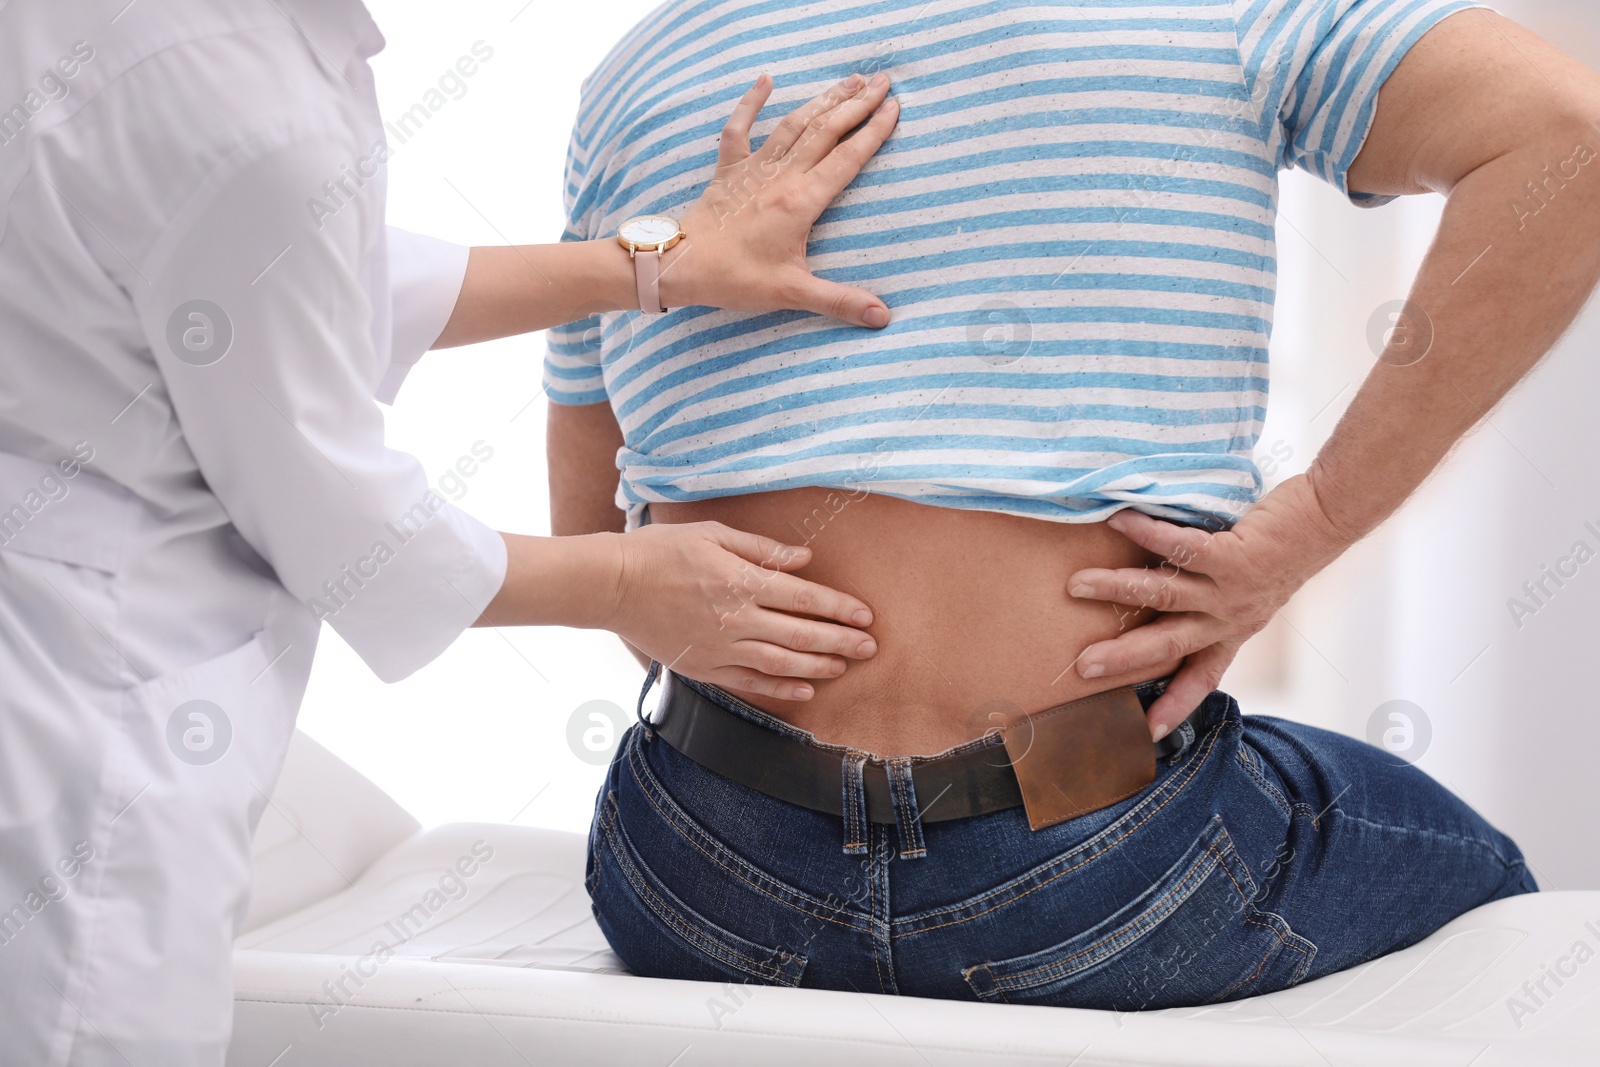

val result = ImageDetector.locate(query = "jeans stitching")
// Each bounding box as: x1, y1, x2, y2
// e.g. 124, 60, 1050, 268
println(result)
970, 830, 1227, 991
1214, 937, 1285, 1002
963, 823, 1315, 1000
598, 797, 805, 985
844, 755, 868, 855
1333, 811, 1526, 869
1236, 745, 1294, 821
1212, 824, 1260, 901
627, 729, 801, 897
889, 759, 926, 859
1207, 832, 1317, 994
584, 790, 614, 898
899, 715, 1239, 937
624, 729, 872, 932
1209, 831, 1312, 966
1214, 913, 1317, 1000
869, 829, 888, 994
627, 735, 855, 923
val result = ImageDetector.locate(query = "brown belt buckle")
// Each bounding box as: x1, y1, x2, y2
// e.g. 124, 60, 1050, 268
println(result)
1000, 686, 1156, 831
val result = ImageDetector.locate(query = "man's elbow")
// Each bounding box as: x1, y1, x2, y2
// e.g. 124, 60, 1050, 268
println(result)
1481, 89, 1600, 230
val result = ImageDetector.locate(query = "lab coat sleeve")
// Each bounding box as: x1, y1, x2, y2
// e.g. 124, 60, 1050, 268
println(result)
375, 227, 470, 405
132, 138, 507, 682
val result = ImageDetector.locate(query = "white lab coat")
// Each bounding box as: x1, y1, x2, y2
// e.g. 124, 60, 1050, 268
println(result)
0, 2, 507, 1064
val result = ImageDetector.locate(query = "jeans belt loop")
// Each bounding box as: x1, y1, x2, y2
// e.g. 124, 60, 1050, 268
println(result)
886, 758, 927, 860
634, 660, 663, 738
841, 754, 869, 856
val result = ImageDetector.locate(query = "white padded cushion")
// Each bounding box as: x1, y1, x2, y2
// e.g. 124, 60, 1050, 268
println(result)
243, 732, 421, 934
237, 822, 622, 975
232, 736, 1600, 1065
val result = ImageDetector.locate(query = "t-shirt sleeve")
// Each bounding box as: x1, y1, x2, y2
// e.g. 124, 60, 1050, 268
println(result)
1234, 0, 1491, 206
542, 90, 612, 407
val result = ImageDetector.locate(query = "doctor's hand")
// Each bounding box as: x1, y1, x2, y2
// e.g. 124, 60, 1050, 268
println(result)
1063, 476, 1354, 740
659, 72, 901, 329
434, 74, 899, 348
602, 522, 879, 700
481, 523, 877, 701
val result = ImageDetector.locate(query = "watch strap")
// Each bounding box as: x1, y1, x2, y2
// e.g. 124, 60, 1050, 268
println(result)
634, 248, 666, 315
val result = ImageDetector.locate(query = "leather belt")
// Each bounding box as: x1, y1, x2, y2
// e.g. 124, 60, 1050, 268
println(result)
651, 673, 1194, 828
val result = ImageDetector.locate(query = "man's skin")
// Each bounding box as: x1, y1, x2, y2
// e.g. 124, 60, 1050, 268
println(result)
551, 11, 1600, 755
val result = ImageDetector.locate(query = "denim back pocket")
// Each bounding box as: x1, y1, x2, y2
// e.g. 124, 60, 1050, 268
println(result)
961, 816, 1314, 1010
591, 793, 808, 987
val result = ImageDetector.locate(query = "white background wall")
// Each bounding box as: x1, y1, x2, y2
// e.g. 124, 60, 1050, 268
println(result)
300, 0, 1600, 889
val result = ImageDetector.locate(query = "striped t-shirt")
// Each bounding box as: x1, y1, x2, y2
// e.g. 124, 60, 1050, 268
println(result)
545, 0, 1482, 529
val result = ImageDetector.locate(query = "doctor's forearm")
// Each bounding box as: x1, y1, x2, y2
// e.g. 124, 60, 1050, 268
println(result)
433, 240, 649, 349
474, 531, 622, 628
473, 524, 879, 702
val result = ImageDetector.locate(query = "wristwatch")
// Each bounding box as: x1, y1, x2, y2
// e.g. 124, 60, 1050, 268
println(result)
616, 215, 686, 315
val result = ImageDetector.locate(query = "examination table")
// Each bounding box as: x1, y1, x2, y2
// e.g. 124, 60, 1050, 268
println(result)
228, 732, 1600, 1065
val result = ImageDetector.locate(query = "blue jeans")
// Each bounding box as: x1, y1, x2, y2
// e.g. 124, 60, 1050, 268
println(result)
586, 676, 1536, 1009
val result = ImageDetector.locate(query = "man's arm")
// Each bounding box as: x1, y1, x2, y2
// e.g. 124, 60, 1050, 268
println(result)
1068, 10, 1600, 732
545, 399, 654, 667
1317, 8, 1600, 539
548, 401, 627, 537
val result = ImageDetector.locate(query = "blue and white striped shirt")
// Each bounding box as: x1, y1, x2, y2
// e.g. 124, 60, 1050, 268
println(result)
545, 0, 1482, 529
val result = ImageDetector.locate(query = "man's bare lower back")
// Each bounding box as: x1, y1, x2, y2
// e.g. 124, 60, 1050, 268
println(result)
653, 489, 1183, 755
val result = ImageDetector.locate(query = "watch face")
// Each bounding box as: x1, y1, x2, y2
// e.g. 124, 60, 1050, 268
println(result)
620, 215, 680, 246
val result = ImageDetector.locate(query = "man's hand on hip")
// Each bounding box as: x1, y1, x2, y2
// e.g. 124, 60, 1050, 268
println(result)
1065, 475, 1353, 739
